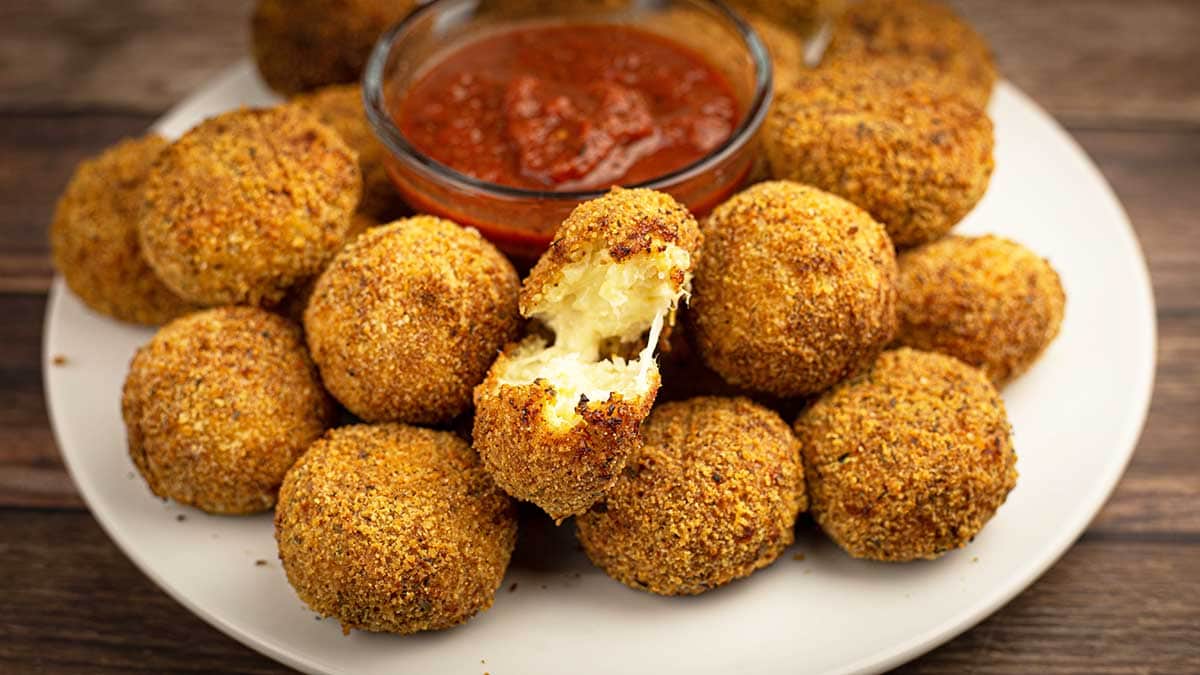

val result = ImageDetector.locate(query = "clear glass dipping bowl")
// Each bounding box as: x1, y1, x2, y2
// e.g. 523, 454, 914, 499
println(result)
363, 0, 772, 259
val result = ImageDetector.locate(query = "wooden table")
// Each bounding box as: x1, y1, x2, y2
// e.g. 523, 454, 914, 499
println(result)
2, 1, 1197, 672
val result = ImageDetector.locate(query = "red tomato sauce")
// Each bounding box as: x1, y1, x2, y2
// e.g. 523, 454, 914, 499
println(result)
392, 24, 742, 192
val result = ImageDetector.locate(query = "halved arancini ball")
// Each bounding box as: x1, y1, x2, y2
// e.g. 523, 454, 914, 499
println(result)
275, 424, 518, 634
252, 0, 420, 95
121, 307, 334, 514
474, 188, 702, 521
763, 67, 994, 247
577, 397, 807, 595
691, 181, 897, 397
795, 348, 1017, 562
897, 235, 1066, 385
139, 106, 361, 307
822, 0, 997, 109
49, 134, 196, 325
305, 216, 521, 424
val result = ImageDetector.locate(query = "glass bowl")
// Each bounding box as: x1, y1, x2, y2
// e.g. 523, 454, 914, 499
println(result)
363, 0, 772, 259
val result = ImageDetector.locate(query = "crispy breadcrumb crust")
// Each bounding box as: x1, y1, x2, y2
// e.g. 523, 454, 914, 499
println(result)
305, 216, 521, 424
275, 212, 378, 325
251, 0, 420, 95
139, 106, 361, 306
763, 68, 994, 247
520, 187, 702, 316
577, 397, 806, 595
822, 0, 997, 109
794, 348, 1016, 561
289, 84, 407, 221
275, 424, 518, 634
121, 307, 334, 514
472, 344, 659, 521
897, 235, 1066, 385
50, 134, 197, 325
691, 181, 897, 397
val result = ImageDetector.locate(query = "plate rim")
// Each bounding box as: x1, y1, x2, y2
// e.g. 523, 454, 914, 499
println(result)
41, 64, 1158, 675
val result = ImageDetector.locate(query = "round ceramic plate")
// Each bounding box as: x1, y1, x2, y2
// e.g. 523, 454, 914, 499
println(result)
44, 61, 1156, 675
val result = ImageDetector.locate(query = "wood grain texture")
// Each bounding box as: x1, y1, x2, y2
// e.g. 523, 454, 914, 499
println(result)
0, 0, 1197, 673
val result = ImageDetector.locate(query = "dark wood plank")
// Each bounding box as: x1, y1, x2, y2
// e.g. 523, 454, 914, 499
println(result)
1, 509, 1196, 675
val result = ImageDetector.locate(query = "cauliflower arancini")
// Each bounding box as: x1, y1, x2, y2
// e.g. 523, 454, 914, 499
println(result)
763, 67, 994, 247
290, 84, 407, 221
50, 134, 196, 325
139, 106, 361, 306
897, 235, 1066, 385
577, 397, 806, 595
122, 307, 334, 514
474, 188, 702, 521
795, 348, 1017, 561
252, 0, 420, 95
691, 181, 897, 397
275, 424, 518, 634
822, 0, 997, 109
305, 216, 521, 425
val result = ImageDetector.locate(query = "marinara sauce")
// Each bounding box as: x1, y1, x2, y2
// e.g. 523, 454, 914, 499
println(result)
393, 24, 743, 192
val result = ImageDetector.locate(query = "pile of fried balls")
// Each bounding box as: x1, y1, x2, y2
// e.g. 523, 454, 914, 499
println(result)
49, 0, 1064, 635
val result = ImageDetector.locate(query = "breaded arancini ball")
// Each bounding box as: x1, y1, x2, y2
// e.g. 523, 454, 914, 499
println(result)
305, 216, 521, 424
577, 397, 806, 595
290, 85, 407, 221
122, 307, 334, 514
897, 235, 1066, 385
823, 0, 997, 109
730, 0, 846, 27
49, 134, 196, 325
139, 106, 361, 307
275, 212, 378, 325
691, 181, 897, 398
252, 0, 420, 95
474, 188, 701, 521
763, 68, 994, 247
795, 348, 1016, 561
275, 424, 517, 634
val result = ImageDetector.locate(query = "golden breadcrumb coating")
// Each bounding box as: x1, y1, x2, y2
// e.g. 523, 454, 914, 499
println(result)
691, 181, 897, 397
577, 397, 806, 595
50, 134, 196, 325
764, 67, 994, 247
795, 348, 1016, 561
897, 235, 1066, 385
275, 212, 378, 325
122, 307, 334, 514
305, 216, 521, 424
822, 0, 997, 109
139, 106, 361, 306
730, 0, 846, 28
289, 84, 407, 221
252, 0, 420, 95
475, 188, 702, 521
275, 424, 518, 634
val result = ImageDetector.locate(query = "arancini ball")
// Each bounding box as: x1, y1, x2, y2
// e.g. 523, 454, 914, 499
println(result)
691, 181, 897, 398
897, 235, 1066, 385
473, 188, 701, 521
139, 106, 361, 306
763, 67, 994, 247
795, 348, 1017, 561
275, 424, 518, 634
577, 397, 807, 595
252, 0, 420, 95
822, 0, 997, 109
122, 307, 334, 514
49, 134, 196, 325
305, 216, 521, 424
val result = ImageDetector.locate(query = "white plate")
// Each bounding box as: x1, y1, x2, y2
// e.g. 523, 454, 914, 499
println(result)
44, 60, 1156, 675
